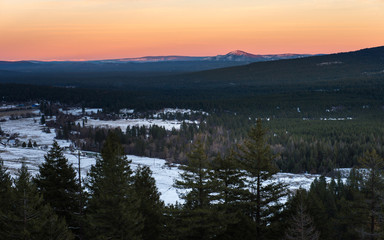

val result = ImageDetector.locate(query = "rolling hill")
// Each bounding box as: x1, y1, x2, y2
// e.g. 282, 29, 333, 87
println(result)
0, 46, 383, 116
0, 50, 314, 74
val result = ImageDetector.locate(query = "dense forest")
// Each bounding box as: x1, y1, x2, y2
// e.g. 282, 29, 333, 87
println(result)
1, 47, 384, 116
1, 46, 384, 239
2, 98, 383, 174
25, 100, 383, 175
1, 121, 383, 240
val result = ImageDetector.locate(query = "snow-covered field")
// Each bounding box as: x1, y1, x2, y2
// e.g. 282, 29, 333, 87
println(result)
0, 146, 94, 177
0, 115, 339, 205
153, 108, 209, 118
0, 117, 71, 147
76, 117, 196, 131
0, 145, 181, 204
0, 104, 17, 110
59, 108, 102, 116
1, 144, 330, 205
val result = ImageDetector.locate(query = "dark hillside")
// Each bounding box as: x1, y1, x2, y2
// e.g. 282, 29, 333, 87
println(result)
0, 46, 383, 116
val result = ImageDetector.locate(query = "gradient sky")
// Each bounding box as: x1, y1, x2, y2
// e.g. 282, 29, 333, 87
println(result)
1, 0, 384, 60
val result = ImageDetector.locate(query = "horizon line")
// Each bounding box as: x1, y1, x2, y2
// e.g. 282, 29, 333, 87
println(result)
1, 44, 383, 62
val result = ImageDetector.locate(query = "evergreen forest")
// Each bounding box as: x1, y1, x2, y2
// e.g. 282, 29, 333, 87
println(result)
1, 45, 384, 239
1, 120, 384, 239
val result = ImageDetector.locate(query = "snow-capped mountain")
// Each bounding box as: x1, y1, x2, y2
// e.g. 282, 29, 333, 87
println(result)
206, 50, 313, 62
96, 50, 314, 63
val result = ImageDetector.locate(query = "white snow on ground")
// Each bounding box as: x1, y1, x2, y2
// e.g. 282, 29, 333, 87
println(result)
0, 117, 70, 147
320, 117, 353, 121
76, 118, 196, 131
0, 104, 17, 110
120, 109, 134, 114
153, 108, 209, 118
0, 145, 181, 205
0, 146, 94, 177
129, 156, 184, 205
59, 108, 102, 116
270, 172, 323, 192
0, 116, 342, 205
1, 144, 337, 205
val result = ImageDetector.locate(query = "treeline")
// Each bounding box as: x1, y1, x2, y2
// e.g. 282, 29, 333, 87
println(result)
49, 107, 384, 174
267, 119, 384, 174
3, 99, 383, 175
288, 150, 384, 240
2, 121, 384, 239
1, 82, 384, 117
62, 120, 233, 164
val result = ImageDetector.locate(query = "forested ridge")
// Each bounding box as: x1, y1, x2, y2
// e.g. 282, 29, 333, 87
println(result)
29, 100, 383, 175
1, 45, 384, 239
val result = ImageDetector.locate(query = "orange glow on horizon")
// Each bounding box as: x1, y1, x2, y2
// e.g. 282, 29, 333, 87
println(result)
1, 0, 384, 61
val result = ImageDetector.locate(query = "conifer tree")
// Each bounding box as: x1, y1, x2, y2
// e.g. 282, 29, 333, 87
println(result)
238, 119, 287, 239
162, 204, 184, 240
284, 190, 320, 240
0, 159, 12, 206
175, 140, 213, 208
174, 140, 227, 240
133, 165, 164, 240
0, 160, 13, 235
40, 115, 46, 125
307, 176, 338, 240
86, 133, 143, 240
358, 150, 384, 240
28, 139, 33, 148
34, 141, 82, 237
3, 164, 73, 239
211, 150, 247, 207
209, 151, 250, 240
337, 168, 367, 240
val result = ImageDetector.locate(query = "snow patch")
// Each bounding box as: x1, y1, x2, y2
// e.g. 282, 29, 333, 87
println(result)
76, 118, 196, 131
59, 108, 102, 116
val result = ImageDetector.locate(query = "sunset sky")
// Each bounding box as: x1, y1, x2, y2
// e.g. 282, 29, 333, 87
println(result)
1, 0, 384, 61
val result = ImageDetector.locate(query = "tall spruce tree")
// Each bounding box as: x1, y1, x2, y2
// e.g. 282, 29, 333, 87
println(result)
210, 150, 247, 207
133, 165, 164, 240
307, 176, 338, 240
3, 164, 73, 239
336, 169, 367, 240
34, 141, 82, 237
174, 140, 227, 240
0, 159, 13, 236
358, 150, 384, 240
175, 141, 214, 209
238, 119, 287, 239
86, 133, 143, 240
209, 151, 250, 240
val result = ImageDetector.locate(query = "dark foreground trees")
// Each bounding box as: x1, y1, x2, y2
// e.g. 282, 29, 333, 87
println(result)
133, 165, 164, 240
1, 164, 73, 239
173, 140, 229, 240
3, 121, 384, 240
0, 159, 13, 236
358, 150, 384, 240
172, 120, 288, 240
238, 119, 288, 239
85, 133, 143, 240
284, 190, 320, 240
34, 141, 83, 238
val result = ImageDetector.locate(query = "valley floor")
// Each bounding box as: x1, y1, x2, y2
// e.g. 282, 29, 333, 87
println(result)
0, 109, 342, 204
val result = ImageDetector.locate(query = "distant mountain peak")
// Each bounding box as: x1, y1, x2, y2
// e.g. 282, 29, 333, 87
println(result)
226, 50, 256, 57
